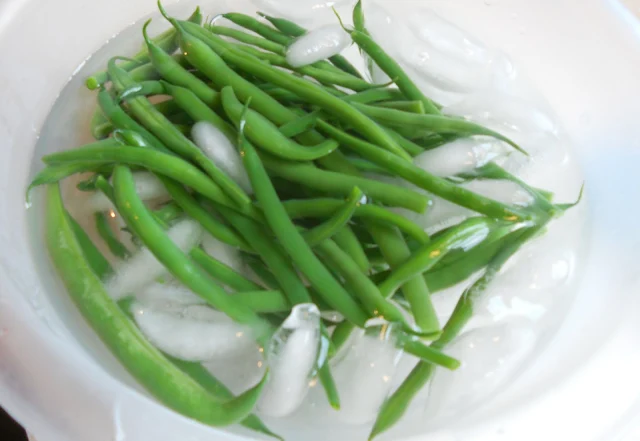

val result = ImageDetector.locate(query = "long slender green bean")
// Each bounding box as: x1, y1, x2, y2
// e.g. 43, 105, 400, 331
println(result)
333, 227, 371, 273
316, 119, 532, 222
238, 126, 369, 327
190, 248, 261, 292
366, 222, 440, 333
177, 21, 412, 161
46, 182, 267, 427
369, 224, 544, 439
303, 187, 363, 246
259, 153, 429, 213
108, 58, 251, 207
378, 218, 498, 298
281, 198, 430, 244
95, 212, 131, 259
221, 87, 338, 161
43, 144, 259, 219
143, 20, 221, 108
161, 178, 252, 251
354, 103, 526, 155
113, 165, 271, 338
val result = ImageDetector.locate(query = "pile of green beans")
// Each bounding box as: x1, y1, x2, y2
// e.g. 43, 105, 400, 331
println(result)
30, 2, 576, 440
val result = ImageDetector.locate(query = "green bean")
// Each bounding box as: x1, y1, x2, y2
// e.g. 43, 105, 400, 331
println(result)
108, 59, 251, 207
347, 157, 394, 176
398, 338, 459, 370
222, 13, 291, 45
353, 0, 366, 33
331, 320, 356, 353
97, 88, 170, 154
316, 239, 407, 326
333, 227, 371, 273
46, 182, 267, 427
279, 110, 320, 137
221, 87, 338, 161
230, 44, 372, 92
316, 119, 532, 222
143, 20, 221, 108
281, 198, 430, 244
377, 100, 425, 113
165, 18, 360, 176
300, 187, 362, 246
317, 362, 341, 409
217, 206, 308, 307
384, 127, 424, 156
258, 12, 363, 79
67, 211, 114, 280
177, 21, 412, 161
378, 218, 498, 298
43, 144, 259, 220
231, 290, 291, 313
369, 224, 543, 440
343, 88, 406, 104
190, 248, 261, 292
209, 25, 287, 55
162, 178, 251, 251
244, 255, 281, 290
347, 21, 440, 115
366, 222, 440, 334
238, 127, 369, 327
354, 103, 527, 155
28, 161, 115, 196
113, 165, 272, 336
90, 109, 112, 139
95, 212, 131, 259
260, 154, 429, 213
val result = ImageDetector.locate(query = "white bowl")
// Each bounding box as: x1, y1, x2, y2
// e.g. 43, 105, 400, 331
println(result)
1, 0, 640, 440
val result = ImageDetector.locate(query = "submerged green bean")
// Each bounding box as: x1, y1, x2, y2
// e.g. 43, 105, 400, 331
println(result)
46, 182, 267, 427
221, 87, 338, 161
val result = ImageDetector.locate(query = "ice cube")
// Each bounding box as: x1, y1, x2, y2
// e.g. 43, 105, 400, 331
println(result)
258, 304, 322, 418
286, 24, 351, 68
132, 302, 256, 362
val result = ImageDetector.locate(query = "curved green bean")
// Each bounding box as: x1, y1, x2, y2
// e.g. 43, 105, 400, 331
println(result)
303, 187, 362, 246
221, 87, 338, 161
316, 119, 532, 222
177, 21, 412, 161
161, 177, 252, 251
366, 222, 440, 334
108, 58, 251, 207
259, 154, 429, 213
354, 103, 527, 155
43, 144, 260, 219
46, 182, 267, 427
281, 198, 430, 244
238, 129, 369, 327
378, 218, 498, 298
95, 213, 131, 260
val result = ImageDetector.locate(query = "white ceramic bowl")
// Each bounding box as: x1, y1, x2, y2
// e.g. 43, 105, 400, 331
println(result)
1, 1, 640, 440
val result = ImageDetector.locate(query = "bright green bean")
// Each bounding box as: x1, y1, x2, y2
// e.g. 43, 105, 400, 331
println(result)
279, 110, 320, 138
238, 129, 369, 327
108, 58, 251, 207
95, 212, 131, 260
303, 187, 362, 246
378, 218, 498, 298
46, 182, 267, 427
316, 119, 532, 222
190, 248, 261, 292
232, 290, 291, 313
177, 21, 412, 161
221, 87, 338, 161
369, 225, 544, 439
259, 154, 429, 213
209, 25, 287, 54
162, 178, 251, 251
367, 222, 440, 333
333, 227, 371, 273
43, 144, 257, 218
281, 198, 430, 244
354, 103, 527, 155
377, 100, 426, 113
